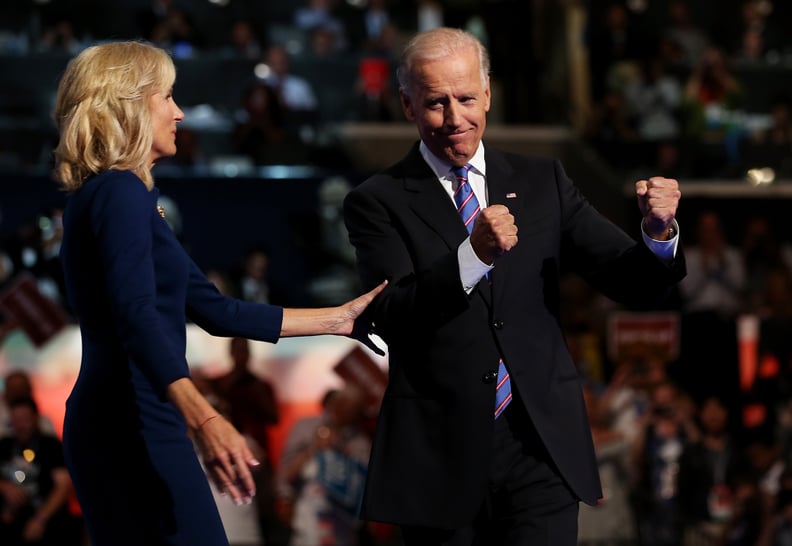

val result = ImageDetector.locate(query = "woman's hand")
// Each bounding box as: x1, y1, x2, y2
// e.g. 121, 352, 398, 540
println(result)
167, 377, 259, 505
193, 414, 260, 505
327, 280, 388, 336
280, 280, 388, 339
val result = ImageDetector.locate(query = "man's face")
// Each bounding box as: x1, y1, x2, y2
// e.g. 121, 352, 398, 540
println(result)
401, 45, 490, 167
10, 406, 37, 444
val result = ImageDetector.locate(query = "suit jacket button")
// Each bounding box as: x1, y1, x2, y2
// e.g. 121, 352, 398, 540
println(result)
493, 320, 504, 329
482, 371, 498, 384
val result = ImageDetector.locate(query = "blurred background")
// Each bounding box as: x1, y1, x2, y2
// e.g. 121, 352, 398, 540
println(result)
3, 1, 792, 545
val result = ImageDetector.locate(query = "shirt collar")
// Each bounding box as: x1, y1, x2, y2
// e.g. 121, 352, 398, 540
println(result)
419, 141, 487, 180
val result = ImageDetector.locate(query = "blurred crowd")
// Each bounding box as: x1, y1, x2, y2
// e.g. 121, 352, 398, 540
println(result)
4, 1, 792, 545
561, 206, 792, 546
6, 199, 792, 546
0, 339, 396, 546
583, 0, 792, 181
0, 0, 790, 177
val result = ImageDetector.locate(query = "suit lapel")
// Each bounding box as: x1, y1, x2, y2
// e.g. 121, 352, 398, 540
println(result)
397, 145, 526, 308
401, 145, 470, 251
402, 155, 500, 305
483, 148, 520, 309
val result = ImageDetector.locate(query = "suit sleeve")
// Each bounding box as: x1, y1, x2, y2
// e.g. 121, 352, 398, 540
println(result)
343, 186, 469, 344
90, 173, 189, 396
185, 258, 282, 343
555, 160, 686, 306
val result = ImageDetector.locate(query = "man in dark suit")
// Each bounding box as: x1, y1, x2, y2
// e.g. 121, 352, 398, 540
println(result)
343, 27, 685, 546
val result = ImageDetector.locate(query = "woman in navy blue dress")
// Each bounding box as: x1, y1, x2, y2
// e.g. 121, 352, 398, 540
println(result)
52, 41, 385, 546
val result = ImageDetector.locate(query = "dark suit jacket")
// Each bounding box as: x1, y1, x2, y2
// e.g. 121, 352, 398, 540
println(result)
343, 143, 686, 529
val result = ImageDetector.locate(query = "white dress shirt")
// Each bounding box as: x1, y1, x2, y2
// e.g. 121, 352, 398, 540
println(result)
418, 141, 679, 294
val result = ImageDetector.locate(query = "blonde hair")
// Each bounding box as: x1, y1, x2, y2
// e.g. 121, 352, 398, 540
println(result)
396, 27, 490, 94
52, 41, 176, 191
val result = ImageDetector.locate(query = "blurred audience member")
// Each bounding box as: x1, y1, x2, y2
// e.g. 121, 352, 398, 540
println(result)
741, 216, 792, 312
261, 44, 319, 129
774, 470, 792, 546
679, 210, 746, 318
578, 385, 638, 546
632, 380, 696, 546
677, 396, 742, 546
682, 47, 742, 138
586, 1, 647, 101
233, 81, 309, 166
278, 384, 371, 546
597, 357, 669, 449
306, 177, 362, 306
744, 430, 786, 502
147, 7, 205, 58
344, 0, 396, 53
236, 246, 278, 305
415, 0, 444, 32
276, 389, 338, 526
623, 57, 683, 141
684, 46, 746, 174
294, 0, 348, 53
223, 19, 263, 60
0, 397, 82, 546
308, 25, 345, 58
582, 90, 639, 169
355, 55, 400, 122
5, 223, 48, 299
135, 0, 177, 42
215, 337, 289, 546
215, 338, 279, 478
1, 370, 54, 439
731, 0, 782, 64
715, 471, 774, 546
37, 16, 83, 55
675, 210, 744, 413
662, 0, 710, 67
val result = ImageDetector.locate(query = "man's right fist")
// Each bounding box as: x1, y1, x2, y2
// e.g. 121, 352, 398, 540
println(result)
470, 205, 518, 265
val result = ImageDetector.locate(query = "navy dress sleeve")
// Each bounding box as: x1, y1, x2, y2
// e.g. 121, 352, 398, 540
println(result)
89, 172, 189, 395
185, 258, 283, 342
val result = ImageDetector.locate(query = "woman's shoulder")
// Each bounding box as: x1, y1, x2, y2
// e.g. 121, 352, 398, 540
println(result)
85, 169, 145, 190
81, 169, 154, 204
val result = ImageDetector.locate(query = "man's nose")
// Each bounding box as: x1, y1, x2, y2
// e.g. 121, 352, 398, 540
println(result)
444, 101, 463, 126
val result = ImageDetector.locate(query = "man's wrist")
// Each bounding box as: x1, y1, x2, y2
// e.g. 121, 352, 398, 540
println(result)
642, 220, 677, 241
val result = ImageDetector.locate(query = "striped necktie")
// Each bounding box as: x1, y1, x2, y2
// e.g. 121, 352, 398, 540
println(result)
451, 164, 512, 419
452, 163, 480, 235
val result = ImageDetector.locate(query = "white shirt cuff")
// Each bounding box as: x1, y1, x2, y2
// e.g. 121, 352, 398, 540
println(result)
458, 237, 494, 293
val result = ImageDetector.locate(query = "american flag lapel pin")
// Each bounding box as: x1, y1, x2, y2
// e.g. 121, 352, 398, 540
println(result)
506, 192, 517, 199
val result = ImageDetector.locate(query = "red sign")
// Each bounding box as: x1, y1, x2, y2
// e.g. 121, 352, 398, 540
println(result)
607, 311, 680, 363
359, 57, 390, 96
0, 273, 69, 347
333, 345, 387, 407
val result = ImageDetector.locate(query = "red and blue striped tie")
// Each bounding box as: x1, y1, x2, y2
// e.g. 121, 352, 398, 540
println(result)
452, 163, 480, 234
452, 164, 512, 419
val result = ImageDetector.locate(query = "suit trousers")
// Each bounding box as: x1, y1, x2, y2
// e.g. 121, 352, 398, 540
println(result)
400, 396, 580, 546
